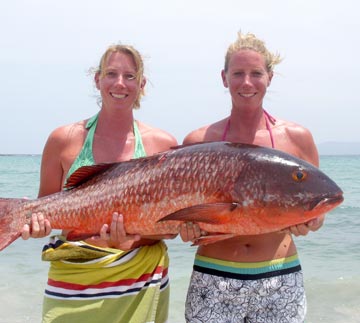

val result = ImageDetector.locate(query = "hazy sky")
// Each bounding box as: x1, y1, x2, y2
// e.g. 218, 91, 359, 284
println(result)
1, 0, 359, 154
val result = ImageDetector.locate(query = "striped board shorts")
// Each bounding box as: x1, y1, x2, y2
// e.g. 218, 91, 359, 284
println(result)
42, 236, 170, 323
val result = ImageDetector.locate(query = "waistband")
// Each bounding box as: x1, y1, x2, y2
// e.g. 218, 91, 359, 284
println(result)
193, 254, 302, 280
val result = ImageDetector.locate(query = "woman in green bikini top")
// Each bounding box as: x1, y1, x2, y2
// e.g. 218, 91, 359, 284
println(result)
21, 43, 178, 323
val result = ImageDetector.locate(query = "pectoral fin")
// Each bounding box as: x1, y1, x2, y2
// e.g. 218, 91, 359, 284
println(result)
158, 202, 240, 224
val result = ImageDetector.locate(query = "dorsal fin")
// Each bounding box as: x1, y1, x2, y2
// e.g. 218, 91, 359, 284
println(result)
168, 141, 215, 150
63, 146, 194, 190
64, 163, 117, 189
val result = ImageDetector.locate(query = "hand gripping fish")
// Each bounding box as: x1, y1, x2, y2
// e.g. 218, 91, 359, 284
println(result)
0, 142, 343, 250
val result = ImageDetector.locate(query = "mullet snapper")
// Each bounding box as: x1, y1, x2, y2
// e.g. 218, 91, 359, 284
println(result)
0, 142, 343, 250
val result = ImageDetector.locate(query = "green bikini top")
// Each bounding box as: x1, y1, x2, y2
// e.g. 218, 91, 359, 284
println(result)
66, 113, 147, 180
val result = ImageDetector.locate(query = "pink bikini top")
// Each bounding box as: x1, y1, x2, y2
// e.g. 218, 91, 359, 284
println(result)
221, 109, 276, 148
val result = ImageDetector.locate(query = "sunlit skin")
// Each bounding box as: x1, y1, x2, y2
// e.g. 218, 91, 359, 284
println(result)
181, 49, 323, 262
95, 51, 144, 114
222, 50, 272, 112
21, 50, 179, 250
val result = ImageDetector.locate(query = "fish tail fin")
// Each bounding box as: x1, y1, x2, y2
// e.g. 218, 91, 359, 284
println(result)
0, 198, 27, 251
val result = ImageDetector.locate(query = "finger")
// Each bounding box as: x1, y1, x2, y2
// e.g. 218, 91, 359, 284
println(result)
31, 214, 40, 237
183, 222, 191, 241
100, 224, 110, 240
130, 234, 141, 241
115, 213, 127, 237
297, 224, 310, 236
44, 219, 52, 236
306, 218, 321, 231
116, 214, 140, 241
21, 224, 31, 240
111, 213, 134, 245
109, 213, 118, 241
187, 222, 193, 239
187, 222, 203, 240
179, 223, 189, 242
110, 213, 125, 241
192, 223, 201, 238
37, 213, 46, 234
291, 224, 307, 237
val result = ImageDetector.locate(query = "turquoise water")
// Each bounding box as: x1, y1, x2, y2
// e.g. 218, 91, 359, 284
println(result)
0, 155, 359, 322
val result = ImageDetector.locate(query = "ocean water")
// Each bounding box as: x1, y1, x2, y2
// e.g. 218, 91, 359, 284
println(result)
0, 154, 359, 323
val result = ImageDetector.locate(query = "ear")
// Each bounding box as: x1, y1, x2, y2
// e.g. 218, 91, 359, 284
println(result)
221, 70, 228, 88
140, 76, 146, 90
267, 71, 273, 86
94, 72, 101, 90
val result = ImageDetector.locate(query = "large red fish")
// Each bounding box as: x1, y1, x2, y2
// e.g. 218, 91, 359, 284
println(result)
0, 142, 343, 250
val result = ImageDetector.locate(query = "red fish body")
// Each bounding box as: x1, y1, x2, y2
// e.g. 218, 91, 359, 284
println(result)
0, 142, 343, 250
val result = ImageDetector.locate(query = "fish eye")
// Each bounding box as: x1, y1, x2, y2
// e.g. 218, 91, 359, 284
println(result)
292, 170, 307, 182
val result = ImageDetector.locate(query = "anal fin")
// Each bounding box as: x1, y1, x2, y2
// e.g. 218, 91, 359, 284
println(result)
66, 230, 98, 241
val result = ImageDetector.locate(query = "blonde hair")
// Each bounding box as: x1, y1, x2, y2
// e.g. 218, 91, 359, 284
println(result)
94, 44, 145, 109
224, 32, 282, 72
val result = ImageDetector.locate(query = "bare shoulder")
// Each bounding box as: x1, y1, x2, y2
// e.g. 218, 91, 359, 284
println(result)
183, 126, 208, 144
39, 119, 89, 196
274, 119, 319, 166
275, 119, 310, 138
45, 120, 87, 151
183, 119, 227, 144
136, 121, 178, 154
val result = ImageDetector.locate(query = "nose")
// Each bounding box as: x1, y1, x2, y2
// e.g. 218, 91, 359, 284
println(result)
242, 74, 252, 86
115, 75, 126, 87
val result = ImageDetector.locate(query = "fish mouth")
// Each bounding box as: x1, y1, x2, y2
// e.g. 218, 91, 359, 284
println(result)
308, 193, 344, 210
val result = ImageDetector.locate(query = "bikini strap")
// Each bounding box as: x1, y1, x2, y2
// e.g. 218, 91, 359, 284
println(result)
263, 109, 276, 148
222, 118, 230, 141
222, 109, 276, 148
65, 114, 98, 182
133, 120, 147, 158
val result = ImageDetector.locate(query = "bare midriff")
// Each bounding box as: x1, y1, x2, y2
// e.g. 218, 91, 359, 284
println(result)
197, 232, 297, 262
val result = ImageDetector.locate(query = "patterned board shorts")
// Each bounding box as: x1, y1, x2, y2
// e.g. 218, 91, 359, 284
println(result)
185, 255, 306, 323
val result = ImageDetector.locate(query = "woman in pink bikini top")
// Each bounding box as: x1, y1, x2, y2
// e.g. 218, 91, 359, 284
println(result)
181, 32, 322, 323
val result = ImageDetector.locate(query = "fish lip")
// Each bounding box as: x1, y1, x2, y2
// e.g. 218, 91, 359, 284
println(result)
309, 193, 344, 210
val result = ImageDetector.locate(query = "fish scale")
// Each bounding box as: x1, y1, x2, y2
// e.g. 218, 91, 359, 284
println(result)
0, 142, 343, 250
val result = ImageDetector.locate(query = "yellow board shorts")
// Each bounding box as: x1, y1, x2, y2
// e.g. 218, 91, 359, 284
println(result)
42, 236, 169, 323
